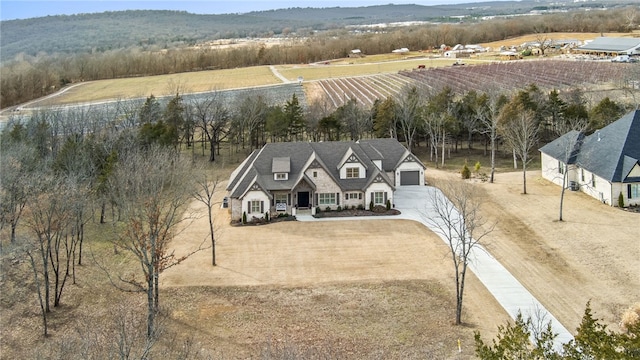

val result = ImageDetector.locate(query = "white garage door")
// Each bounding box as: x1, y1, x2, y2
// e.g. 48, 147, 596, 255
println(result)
400, 171, 420, 185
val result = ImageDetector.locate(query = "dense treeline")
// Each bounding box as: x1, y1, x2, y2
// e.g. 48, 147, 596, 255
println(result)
2, 7, 638, 108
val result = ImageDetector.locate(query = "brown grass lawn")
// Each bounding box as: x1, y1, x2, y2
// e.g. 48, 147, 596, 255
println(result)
156, 154, 638, 358
2, 155, 638, 358
33, 66, 281, 106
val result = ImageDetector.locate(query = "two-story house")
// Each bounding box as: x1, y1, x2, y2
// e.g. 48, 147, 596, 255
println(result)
226, 139, 426, 221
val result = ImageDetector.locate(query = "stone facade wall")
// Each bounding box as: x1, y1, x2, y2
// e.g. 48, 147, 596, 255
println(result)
306, 167, 341, 209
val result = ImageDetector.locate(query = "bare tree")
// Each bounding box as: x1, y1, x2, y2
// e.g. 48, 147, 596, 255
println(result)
499, 104, 540, 194
0, 141, 36, 244
107, 146, 204, 341
192, 174, 221, 266
533, 33, 553, 56
190, 92, 230, 162
26, 248, 49, 336
305, 97, 333, 142
478, 91, 507, 183
426, 180, 494, 325
624, 6, 638, 32
237, 94, 268, 150
396, 86, 422, 152
424, 87, 455, 167
541, 118, 589, 221
22, 173, 82, 338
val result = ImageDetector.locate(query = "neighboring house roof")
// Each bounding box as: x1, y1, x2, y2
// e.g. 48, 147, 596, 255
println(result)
227, 139, 424, 198
539, 130, 584, 164
540, 110, 640, 183
578, 37, 640, 53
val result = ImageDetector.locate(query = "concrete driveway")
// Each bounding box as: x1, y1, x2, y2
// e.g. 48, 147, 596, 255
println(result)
299, 185, 573, 350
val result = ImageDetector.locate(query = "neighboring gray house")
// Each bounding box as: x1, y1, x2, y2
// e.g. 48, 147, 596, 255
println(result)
226, 139, 426, 221
577, 37, 640, 56
539, 110, 640, 207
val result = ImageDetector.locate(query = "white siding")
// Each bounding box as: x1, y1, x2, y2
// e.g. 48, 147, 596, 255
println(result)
343, 192, 364, 209
579, 169, 612, 205
242, 190, 270, 220
231, 198, 242, 221
542, 153, 616, 206
541, 153, 564, 186
365, 182, 394, 207
339, 163, 366, 179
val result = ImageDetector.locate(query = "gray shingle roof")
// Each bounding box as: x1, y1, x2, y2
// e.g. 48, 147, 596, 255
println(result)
540, 110, 640, 183
578, 37, 640, 53
228, 139, 420, 198
272, 157, 291, 173
539, 130, 584, 163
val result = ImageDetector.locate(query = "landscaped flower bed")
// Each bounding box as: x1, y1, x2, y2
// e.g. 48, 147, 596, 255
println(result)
313, 205, 401, 218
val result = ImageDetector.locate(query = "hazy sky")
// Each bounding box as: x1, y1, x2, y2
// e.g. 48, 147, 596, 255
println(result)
0, 0, 512, 21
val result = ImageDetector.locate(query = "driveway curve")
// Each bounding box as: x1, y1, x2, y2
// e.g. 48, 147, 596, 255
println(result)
298, 185, 573, 350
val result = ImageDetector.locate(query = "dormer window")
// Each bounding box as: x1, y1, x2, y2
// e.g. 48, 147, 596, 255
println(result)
275, 173, 288, 181
346, 167, 359, 178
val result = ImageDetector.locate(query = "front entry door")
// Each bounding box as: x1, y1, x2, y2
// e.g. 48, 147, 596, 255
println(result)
298, 192, 310, 208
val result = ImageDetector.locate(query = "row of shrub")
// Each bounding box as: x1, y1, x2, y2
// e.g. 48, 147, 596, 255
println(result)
316, 200, 392, 213
241, 211, 292, 225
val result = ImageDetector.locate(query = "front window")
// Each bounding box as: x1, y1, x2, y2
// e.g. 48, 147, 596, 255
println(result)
346, 167, 359, 178
345, 192, 360, 200
374, 191, 385, 205
591, 174, 596, 187
275, 194, 287, 211
630, 184, 640, 199
250, 200, 262, 213
581, 168, 585, 182
558, 161, 565, 175
275, 194, 287, 204
275, 173, 288, 180
318, 193, 336, 205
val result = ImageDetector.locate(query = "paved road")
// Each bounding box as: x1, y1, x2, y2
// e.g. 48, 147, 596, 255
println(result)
298, 185, 573, 351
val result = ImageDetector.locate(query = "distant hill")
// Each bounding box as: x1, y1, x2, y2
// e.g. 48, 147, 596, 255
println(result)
0, 0, 636, 62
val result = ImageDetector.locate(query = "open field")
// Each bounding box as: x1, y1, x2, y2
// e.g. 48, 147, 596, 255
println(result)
29, 57, 480, 107
32, 66, 281, 106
